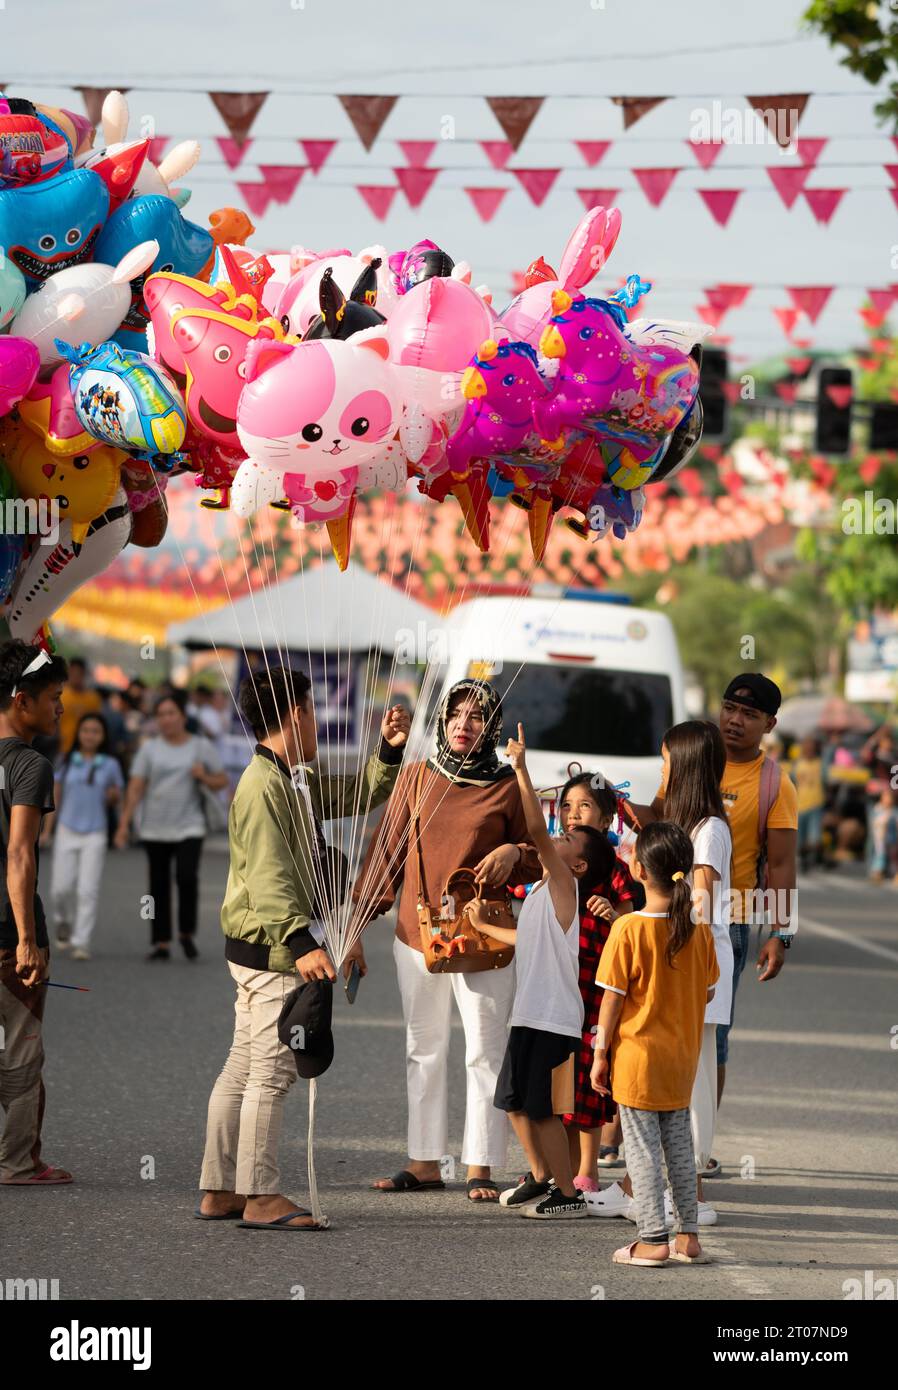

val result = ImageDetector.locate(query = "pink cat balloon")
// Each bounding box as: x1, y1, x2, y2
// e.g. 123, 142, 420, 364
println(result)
0, 337, 40, 417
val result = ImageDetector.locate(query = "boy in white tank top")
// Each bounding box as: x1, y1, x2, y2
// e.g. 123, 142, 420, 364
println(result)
479, 725, 612, 1220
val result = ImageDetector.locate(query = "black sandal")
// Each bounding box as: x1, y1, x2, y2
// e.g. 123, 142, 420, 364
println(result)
466, 1178, 499, 1201
374, 1169, 446, 1193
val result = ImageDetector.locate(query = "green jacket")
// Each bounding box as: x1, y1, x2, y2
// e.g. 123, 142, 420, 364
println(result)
221, 742, 402, 973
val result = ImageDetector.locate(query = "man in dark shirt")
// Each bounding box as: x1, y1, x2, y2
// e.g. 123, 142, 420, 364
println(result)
0, 640, 71, 1185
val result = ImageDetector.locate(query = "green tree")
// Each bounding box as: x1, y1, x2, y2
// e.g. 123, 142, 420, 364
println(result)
804, 0, 898, 127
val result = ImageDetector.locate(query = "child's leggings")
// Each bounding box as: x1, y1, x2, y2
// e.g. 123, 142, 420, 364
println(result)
618, 1103, 698, 1243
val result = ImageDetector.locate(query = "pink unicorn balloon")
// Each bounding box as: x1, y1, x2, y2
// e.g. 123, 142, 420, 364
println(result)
499, 206, 622, 347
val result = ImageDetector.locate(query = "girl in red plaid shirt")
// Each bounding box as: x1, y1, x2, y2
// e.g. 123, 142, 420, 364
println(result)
558, 772, 644, 1192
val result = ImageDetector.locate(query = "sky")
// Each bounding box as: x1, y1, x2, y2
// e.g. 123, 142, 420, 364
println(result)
5, 0, 894, 362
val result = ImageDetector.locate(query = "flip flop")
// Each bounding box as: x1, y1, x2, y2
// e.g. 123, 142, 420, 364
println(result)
668, 1248, 713, 1264
466, 1178, 499, 1201
238, 1210, 325, 1231
194, 1207, 245, 1221
0, 1165, 73, 1185
612, 1241, 670, 1268
373, 1169, 446, 1193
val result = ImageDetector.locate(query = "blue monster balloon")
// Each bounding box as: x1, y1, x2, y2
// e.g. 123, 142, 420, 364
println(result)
93, 194, 213, 351
0, 167, 109, 286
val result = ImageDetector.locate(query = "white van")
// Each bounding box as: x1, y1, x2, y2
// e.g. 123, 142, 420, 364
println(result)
417, 591, 686, 804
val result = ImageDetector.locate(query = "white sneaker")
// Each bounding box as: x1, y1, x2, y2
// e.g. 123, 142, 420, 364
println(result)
71, 948, 91, 962
54, 938, 71, 952
664, 1190, 718, 1226
584, 1181, 634, 1219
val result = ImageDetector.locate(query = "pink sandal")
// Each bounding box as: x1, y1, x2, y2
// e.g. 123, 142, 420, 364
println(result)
573, 1175, 599, 1193
0, 1164, 73, 1185
612, 1240, 669, 1268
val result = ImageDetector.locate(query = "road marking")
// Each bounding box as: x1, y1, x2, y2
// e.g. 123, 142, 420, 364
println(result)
732, 1027, 885, 1051
800, 913, 898, 965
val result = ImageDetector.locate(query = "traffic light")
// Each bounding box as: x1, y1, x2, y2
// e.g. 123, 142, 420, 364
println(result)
699, 348, 728, 440
815, 367, 853, 454
870, 403, 898, 452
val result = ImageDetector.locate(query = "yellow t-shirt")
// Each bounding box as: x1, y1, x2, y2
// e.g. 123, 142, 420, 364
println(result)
790, 757, 824, 814
58, 687, 103, 755
597, 911, 719, 1111
656, 752, 798, 920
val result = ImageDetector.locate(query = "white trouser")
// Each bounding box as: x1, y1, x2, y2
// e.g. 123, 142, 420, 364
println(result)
690, 1021, 719, 1169
393, 935, 514, 1169
50, 825, 108, 950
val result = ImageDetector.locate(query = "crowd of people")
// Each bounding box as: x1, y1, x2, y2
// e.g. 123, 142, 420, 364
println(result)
0, 639, 799, 1269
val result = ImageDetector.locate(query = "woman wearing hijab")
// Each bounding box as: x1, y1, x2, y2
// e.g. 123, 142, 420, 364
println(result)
354, 680, 539, 1203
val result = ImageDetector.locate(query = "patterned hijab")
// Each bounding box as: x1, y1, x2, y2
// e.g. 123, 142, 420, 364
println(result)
428, 679, 513, 787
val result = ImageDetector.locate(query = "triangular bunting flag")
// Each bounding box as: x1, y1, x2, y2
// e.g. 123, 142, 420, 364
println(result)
357, 184, 398, 219
75, 86, 130, 127
210, 91, 269, 145
394, 166, 440, 207
575, 141, 611, 167
611, 96, 666, 130
885, 164, 898, 185
792, 336, 814, 349
767, 165, 810, 209
698, 189, 741, 226
695, 303, 724, 329
633, 167, 680, 206
235, 182, 274, 218
465, 187, 508, 222
722, 380, 743, 403
217, 137, 250, 170
786, 355, 812, 374
481, 140, 514, 169
398, 140, 436, 166
339, 94, 398, 150
794, 137, 827, 165
301, 139, 336, 173
686, 139, 724, 169
714, 284, 751, 308
773, 306, 799, 336
890, 188, 898, 213
786, 285, 833, 323
803, 188, 845, 224
577, 188, 619, 211
147, 137, 169, 166
859, 306, 887, 329
775, 382, 798, 403
825, 383, 852, 409
485, 97, 544, 150
868, 289, 896, 314
258, 165, 305, 204
746, 93, 809, 148
513, 168, 560, 205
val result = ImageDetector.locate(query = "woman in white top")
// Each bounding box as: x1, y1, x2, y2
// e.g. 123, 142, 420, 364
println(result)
661, 720, 733, 1225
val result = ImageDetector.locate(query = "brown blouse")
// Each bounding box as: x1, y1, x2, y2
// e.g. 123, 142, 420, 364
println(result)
353, 761, 541, 951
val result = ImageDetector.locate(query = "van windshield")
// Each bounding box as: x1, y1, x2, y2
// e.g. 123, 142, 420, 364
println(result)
475, 663, 673, 758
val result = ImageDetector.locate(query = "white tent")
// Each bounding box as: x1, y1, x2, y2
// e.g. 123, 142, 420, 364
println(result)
166, 560, 434, 653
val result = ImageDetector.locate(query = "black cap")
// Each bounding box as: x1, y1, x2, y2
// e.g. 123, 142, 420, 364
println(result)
277, 980, 334, 1079
722, 673, 782, 716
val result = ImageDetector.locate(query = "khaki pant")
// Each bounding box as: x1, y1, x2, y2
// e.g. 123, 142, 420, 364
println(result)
199, 962, 299, 1196
0, 948, 48, 1182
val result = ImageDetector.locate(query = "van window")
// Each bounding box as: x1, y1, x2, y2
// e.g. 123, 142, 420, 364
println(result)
477, 663, 673, 758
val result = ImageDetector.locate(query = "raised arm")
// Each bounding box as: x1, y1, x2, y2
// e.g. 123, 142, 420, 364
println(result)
312, 706, 410, 821
506, 724, 576, 927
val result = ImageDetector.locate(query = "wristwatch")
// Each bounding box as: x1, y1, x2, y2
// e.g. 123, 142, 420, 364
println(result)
769, 930, 793, 950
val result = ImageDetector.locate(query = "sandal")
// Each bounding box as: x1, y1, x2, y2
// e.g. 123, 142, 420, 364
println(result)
238, 1210, 325, 1231
1, 1164, 73, 1185
668, 1247, 713, 1264
466, 1178, 499, 1201
702, 1157, 722, 1178
612, 1240, 670, 1268
373, 1169, 445, 1193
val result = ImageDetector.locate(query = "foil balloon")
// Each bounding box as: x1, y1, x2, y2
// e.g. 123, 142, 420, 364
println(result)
499, 205, 622, 346
0, 167, 109, 285
143, 270, 256, 383
445, 339, 549, 472
0, 96, 72, 188
0, 415, 124, 553
386, 275, 493, 421
167, 297, 283, 450
17, 363, 99, 456
0, 255, 27, 329
303, 263, 385, 341
388, 239, 455, 295
85, 90, 200, 202
0, 460, 25, 603
81, 139, 148, 212
0, 337, 40, 416
57, 339, 186, 456
275, 246, 396, 338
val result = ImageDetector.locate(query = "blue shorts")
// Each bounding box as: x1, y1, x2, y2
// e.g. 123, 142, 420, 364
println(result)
716, 922, 751, 1066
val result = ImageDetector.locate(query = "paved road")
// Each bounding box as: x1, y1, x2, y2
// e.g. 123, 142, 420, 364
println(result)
2, 849, 896, 1302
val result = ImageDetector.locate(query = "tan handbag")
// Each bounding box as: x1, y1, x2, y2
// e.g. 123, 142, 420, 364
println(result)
411, 764, 516, 975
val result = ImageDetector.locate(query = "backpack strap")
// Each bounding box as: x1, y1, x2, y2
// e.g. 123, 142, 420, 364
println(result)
754, 756, 782, 891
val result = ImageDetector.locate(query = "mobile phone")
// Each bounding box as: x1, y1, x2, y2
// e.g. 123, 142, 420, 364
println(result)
344, 960, 361, 1005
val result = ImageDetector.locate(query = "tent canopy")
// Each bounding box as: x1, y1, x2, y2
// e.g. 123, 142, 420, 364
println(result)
167, 560, 434, 652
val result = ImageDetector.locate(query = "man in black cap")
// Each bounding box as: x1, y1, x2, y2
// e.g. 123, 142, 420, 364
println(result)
625, 672, 797, 1164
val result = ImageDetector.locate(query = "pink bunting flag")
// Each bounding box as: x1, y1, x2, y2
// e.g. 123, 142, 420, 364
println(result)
147, 137, 169, 166
885, 165, 898, 185
767, 165, 810, 209
695, 303, 724, 329
713, 283, 752, 308
394, 166, 440, 207
890, 188, 898, 214
575, 141, 611, 167
803, 188, 845, 224
825, 383, 852, 409
481, 140, 514, 169
398, 140, 436, 166
577, 188, 620, 211
357, 185, 398, 219
217, 137, 250, 170
786, 285, 833, 323
858, 306, 886, 329
698, 189, 741, 226
235, 182, 273, 218
775, 382, 798, 403
686, 139, 724, 170
465, 187, 508, 222
513, 168, 560, 205
300, 140, 336, 173
633, 167, 680, 207
868, 289, 896, 314
773, 306, 799, 336
258, 165, 305, 204
794, 137, 827, 166
722, 381, 743, 403
786, 355, 812, 374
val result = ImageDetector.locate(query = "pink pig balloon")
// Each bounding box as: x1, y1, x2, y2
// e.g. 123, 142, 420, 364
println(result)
0, 337, 40, 417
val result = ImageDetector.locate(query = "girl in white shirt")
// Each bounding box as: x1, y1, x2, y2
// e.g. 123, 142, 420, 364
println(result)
661, 720, 734, 1225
